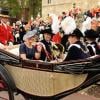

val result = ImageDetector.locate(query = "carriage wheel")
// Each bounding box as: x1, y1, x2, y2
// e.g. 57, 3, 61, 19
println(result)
0, 64, 16, 100
0, 77, 14, 100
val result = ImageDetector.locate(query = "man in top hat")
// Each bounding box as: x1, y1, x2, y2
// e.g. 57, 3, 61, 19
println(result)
65, 28, 89, 61
0, 8, 14, 48
84, 29, 100, 56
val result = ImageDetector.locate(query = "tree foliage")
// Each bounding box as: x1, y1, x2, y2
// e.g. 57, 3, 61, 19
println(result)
0, 0, 20, 17
28, 0, 42, 18
0, 0, 42, 20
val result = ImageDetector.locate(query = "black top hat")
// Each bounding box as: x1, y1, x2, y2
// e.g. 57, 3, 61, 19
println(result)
41, 26, 53, 35
0, 8, 9, 17
69, 28, 83, 37
84, 29, 99, 38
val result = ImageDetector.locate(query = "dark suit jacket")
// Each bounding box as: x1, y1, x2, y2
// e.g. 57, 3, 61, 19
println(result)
65, 41, 89, 61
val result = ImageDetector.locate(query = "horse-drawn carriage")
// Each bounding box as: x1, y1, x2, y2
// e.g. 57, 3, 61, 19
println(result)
0, 47, 100, 100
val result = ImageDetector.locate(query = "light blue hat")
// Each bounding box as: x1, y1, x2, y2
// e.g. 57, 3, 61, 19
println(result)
23, 30, 37, 41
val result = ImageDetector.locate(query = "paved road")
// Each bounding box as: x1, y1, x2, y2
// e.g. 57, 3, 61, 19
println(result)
0, 91, 99, 100
0, 91, 24, 100
62, 93, 100, 100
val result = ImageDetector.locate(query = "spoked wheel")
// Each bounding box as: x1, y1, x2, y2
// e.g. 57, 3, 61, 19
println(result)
0, 79, 14, 100
0, 64, 16, 100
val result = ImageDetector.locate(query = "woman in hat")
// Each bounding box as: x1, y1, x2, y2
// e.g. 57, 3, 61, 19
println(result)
19, 30, 40, 60
40, 26, 54, 61
65, 28, 89, 61
84, 29, 100, 56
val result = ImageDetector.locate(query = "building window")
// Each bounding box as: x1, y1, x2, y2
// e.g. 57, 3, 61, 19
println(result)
48, 0, 51, 4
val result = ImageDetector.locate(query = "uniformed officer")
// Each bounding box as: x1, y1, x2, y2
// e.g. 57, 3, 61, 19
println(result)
0, 8, 14, 47
65, 28, 89, 61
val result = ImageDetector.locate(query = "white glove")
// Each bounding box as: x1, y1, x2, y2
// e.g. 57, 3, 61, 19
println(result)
8, 42, 13, 46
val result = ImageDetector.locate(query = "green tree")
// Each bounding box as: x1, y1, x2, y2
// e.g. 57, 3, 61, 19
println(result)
0, 0, 42, 20
19, 0, 42, 20
0, 0, 20, 17
28, 0, 42, 19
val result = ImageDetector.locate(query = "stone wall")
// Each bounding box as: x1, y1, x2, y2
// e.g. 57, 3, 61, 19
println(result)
42, 0, 100, 17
